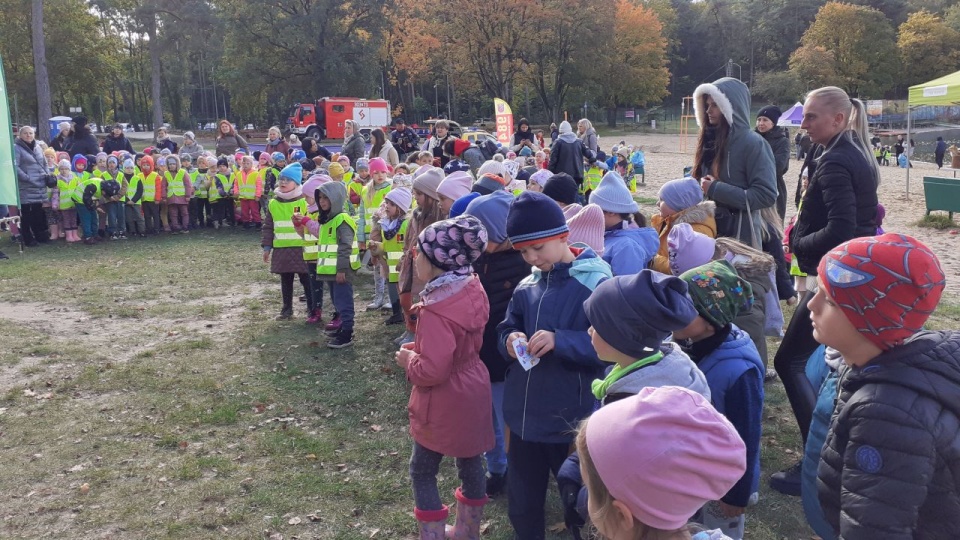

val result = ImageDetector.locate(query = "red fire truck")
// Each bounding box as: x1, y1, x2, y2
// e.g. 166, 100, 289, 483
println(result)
286, 97, 391, 140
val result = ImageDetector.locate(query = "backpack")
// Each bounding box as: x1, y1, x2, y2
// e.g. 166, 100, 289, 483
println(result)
476, 139, 498, 161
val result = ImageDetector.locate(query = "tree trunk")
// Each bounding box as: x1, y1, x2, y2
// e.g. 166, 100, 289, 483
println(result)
31, 0, 52, 141
146, 11, 163, 129
606, 107, 617, 128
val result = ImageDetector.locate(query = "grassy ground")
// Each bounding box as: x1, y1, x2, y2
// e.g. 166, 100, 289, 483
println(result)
0, 231, 956, 539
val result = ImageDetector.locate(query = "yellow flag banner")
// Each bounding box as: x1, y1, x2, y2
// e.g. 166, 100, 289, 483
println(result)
494, 98, 513, 146
0, 53, 19, 206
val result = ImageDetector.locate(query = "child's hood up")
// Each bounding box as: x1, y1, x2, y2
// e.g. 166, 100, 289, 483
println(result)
318, 181, 347, 217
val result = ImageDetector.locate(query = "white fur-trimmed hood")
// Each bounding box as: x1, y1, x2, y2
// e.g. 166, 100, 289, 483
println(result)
692, 77, 752, 133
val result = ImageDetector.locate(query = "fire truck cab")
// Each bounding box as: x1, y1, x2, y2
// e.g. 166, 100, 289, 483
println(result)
286, 97, 390, 141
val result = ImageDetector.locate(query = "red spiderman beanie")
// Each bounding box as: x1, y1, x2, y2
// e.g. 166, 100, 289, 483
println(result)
818, 233, 945, 350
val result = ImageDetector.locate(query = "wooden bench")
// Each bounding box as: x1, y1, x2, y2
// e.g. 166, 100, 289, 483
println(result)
923, 176, 960, 220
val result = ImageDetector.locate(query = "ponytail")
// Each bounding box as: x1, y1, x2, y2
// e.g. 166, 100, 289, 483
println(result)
848, 98, 880, 186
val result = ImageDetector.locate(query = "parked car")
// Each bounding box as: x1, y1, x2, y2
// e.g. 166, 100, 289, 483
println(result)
462, 130, 497, 146
473, 118, 492, 128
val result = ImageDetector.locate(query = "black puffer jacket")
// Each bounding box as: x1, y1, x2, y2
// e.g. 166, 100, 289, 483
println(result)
758, 126, 790, 220
817, 331, 960, 539
475, 248, 531, 382
789, 133, 877, 274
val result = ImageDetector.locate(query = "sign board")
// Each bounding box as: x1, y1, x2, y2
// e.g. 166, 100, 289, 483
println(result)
0, 54, 19, 206
494, 98, 513, 145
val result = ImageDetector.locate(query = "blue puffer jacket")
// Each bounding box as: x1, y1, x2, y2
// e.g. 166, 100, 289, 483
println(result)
601, 225, 659, 276
696, 326, 764, 508
496, 246, 612, 443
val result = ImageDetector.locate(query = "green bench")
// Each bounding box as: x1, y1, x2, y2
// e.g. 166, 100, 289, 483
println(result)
923, 176, 960, 220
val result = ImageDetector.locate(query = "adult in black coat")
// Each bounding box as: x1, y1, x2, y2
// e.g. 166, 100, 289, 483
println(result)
64, 116, 100, 157
102, 124, 134, 154
755, 106, 791, 222
50, 121, 72, 152
302, 137, 331, 163
548, 121, 593, 188
935, 136, 947, 169
770, 87, 879, 496
390, 118, 420, 159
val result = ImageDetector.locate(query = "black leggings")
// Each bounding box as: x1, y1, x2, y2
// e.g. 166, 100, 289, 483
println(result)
279, 272, 309, 311
773, 289, 819, 444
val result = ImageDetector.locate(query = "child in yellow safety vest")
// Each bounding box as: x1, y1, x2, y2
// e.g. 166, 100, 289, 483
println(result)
358, 157, 394, 311
368, 187, 412, 326
234, 155, 263, 229
54, 159, 81, 243
262, 162, 311, 321
347, 158, 369, 211
163, 155, 194, 233
210, 158, 236, 229
300, 174, 333, 325
582, 160, 603, 200
297, 180, 361, 349
138, 156, 161, 234
190, 155, 212, 229
121, 158, 146, 237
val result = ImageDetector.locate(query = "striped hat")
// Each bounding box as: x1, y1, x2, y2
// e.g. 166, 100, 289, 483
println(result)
507, 191, 569, 249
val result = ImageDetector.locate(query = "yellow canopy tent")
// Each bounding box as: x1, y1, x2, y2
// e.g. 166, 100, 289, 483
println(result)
906, 70, 960, 192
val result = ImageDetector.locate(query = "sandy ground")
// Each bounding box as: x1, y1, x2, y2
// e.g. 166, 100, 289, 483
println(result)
611, 132, 960, 299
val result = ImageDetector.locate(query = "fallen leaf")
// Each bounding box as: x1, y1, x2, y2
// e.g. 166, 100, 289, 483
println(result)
369, 425, 382, 432
547, 521, 566, 533
480, 521, 491, 535
79, 483, 90, 495
305, 454, 318, 461
23, 389, 36, 397
178, 441, 189, 450
307, 512, 322, 522
287, 517, 302, 525
368, 528, 380, 537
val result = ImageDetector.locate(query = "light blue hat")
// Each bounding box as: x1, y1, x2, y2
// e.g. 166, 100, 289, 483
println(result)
589, 171, 638, 214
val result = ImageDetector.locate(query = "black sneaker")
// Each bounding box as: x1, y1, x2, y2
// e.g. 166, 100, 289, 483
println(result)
384, 313, 404, 325
486, 471, 507, 497
275, 308, 293, 321
327, 331, 353, 349
768, 460, 802, 496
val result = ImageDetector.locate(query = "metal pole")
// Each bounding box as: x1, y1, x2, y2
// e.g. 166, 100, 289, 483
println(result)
446, 73, 451, 119
434, 83, 439, 118
906, 106, 912, 197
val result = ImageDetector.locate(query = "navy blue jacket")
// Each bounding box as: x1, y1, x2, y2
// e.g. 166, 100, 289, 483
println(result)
496, 247, 612, 443
689, 326, 764, 508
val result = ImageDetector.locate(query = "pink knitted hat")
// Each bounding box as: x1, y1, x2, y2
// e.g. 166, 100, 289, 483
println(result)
566, 204, 605, 256
667, 222, 716, 276
437, 171, 474, 201
368, 157, 389, 174
585, 386, 746, 530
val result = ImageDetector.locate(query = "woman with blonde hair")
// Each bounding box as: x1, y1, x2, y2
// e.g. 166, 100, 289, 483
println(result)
577, 118, 598, 154
770, 85, 879, 496
265, 126, 290, 157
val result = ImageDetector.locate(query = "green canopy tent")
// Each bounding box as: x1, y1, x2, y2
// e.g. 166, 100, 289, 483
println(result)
906, 70, 960, 193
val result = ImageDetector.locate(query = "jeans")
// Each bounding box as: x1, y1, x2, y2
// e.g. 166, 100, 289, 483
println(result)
507, 436, 571, 540
410, 442, 486, 511
485, 381, 507, 475
330, 281, 354, 335
105, 202, 124, 234
76, 205, 99, 238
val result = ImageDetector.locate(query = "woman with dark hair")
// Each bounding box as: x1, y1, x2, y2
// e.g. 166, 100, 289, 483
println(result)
510, 118, 538, 153
301, 137, 332, 163
64, 116, 100, 157
369, 128, 399, 168
214, 119, 249, 156
154, 126, 179, 154
691, 78, 777, 246
770, 86, 880, 496
50, 121, 72, 152
425, 120, 456, 167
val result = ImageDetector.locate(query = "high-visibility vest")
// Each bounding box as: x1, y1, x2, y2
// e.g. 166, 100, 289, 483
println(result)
360, 182, 391, 235
93, 169, 104, 179
347, 180, 364, 203
235, 170, 258, 200
209, 174, 232, 203
382, 219, 409, 283
268, 198, 308, 248
57, 176, 79, 210
317, 213, 361, 275
141, 172, 159, 202
583, 167, 602, 193
100, 171, 115, 182
71, 173, 100, 204
302, 210, 319, 262
125, 173, 143, 204
165, 170, 186, 198
191, 171, 208, 199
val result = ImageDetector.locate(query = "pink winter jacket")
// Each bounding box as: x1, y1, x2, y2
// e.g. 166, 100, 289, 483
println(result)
405, 277, 493, 458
